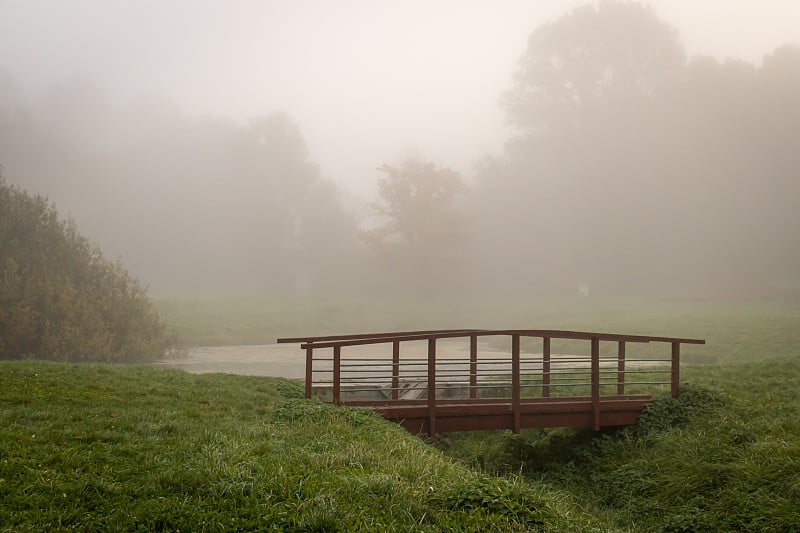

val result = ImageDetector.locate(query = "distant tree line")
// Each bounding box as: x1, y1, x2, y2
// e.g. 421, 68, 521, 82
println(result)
0, 170, 174, 362
1, 0, 798, 303
473, 2, 800, 298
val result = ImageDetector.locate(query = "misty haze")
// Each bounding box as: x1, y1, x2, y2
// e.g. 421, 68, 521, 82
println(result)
2, 0, 799, 305
1, 1, 800, 529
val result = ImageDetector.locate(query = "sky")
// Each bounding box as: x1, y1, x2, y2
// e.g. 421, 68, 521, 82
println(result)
1, 0, 799, 201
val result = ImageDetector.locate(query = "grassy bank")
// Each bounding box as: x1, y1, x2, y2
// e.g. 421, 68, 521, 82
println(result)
446, 356, 800, 531
0, 362, 599, 532
2, 354, 799, 531
9, 296, 797, 530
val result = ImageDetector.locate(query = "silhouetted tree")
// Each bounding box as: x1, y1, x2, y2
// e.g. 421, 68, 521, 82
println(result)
364, 159, 468, 295
504, 1, 684, 135
475, 1, 800, 298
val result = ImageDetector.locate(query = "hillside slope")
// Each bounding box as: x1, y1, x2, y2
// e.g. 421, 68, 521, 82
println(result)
0, 362, 602, 532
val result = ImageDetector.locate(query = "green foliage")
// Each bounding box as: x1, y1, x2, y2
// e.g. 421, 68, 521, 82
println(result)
267, 377, 305, 400
0, 176, 174, 362
0, 362, 602, 532
633, 385, 727, 438
428, 476, 553, 529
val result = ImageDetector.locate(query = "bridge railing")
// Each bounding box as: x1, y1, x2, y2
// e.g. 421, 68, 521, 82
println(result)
277, 329, 704, 432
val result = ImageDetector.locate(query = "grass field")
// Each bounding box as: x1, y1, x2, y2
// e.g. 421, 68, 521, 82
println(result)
4, 299, 798, 530
155, 296, 800, 363
3, 356, 798, 531
445, 355, 800, 531
0, 362, 599, 532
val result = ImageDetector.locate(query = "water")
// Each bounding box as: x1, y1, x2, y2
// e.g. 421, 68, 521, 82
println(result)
157, 339, 520, 379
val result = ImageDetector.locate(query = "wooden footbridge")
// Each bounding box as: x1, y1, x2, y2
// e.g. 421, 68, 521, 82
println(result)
277, 329, 704, 435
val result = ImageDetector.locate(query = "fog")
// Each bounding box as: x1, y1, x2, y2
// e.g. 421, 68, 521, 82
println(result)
1, 1, 799, 301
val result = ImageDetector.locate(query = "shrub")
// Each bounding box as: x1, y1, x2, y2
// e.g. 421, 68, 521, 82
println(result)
0, 172, 175, 362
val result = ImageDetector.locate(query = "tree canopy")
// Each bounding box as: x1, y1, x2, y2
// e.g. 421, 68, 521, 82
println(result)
364, 159, 468, 295
474, 1, 800, 299
505, 1, 685, 134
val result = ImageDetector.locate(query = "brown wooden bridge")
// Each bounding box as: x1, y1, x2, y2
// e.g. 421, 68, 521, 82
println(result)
277, 329, 704, 435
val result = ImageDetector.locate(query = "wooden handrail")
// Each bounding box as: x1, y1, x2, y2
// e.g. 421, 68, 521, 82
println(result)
276, 329, 484, 344
279, 329, 706, 350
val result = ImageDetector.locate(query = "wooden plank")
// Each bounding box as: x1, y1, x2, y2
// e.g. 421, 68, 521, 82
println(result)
294, 329, 704, 350
591, 337, 600, 431
384, 400, 650, 434
332, 345, 341, 405
277, 329, 483, 344
428, 338, 437, 436
305, 345, 314, 399
346, 394, 652, 408
542, 337, 551, 398
617, 341, 626, 396
671, 341, 680, 398
372, 397, 652, 419
512, 334, 521, 433
391, 341, 400, 400
469, 334, 478, 399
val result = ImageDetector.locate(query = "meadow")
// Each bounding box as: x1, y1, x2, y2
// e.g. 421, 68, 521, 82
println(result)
2, 298, 799, 531
0, 362, 598, 531
155, 296, 799, 363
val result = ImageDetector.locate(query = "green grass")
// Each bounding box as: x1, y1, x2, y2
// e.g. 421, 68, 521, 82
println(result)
154, 296, 800, 365
0, 362, 600, 532
446, 356, 800, 532
7, 301, 797, 530
2, 357, 799, 531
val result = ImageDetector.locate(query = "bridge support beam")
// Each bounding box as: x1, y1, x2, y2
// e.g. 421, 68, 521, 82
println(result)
512, 334, 521, 434
427, 338, 437, 436
591, 337, 600, 431
671, 341, 680, 398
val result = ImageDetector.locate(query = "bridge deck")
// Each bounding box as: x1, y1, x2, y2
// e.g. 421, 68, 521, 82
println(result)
277, 329, 704, 435
348, 394, 652, 434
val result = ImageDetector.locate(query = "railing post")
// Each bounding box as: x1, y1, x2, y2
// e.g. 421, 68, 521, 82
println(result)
542, 336, 551, 398
333, 345, 341, 405
427, 338, 437, 436
512, 334, 521, 433
469, 334, 478, 399
391, 340, 400, 400
591, 337, 600, 431
617, 341, 626, 396
305, 344, 314, 399
671, 342, 680, 398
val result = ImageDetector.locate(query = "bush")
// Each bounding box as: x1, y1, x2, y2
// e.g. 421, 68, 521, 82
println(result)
0, 172, 175, 362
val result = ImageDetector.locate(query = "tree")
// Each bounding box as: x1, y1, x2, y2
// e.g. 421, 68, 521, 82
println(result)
478, 1, 800, 299
504, 1, 684, 135
364, 159, 468, 295
470, 2, 693, 297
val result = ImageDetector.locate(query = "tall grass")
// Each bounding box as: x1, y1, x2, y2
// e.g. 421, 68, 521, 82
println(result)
0, 362, 601, 531
446, 356, 800, 531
